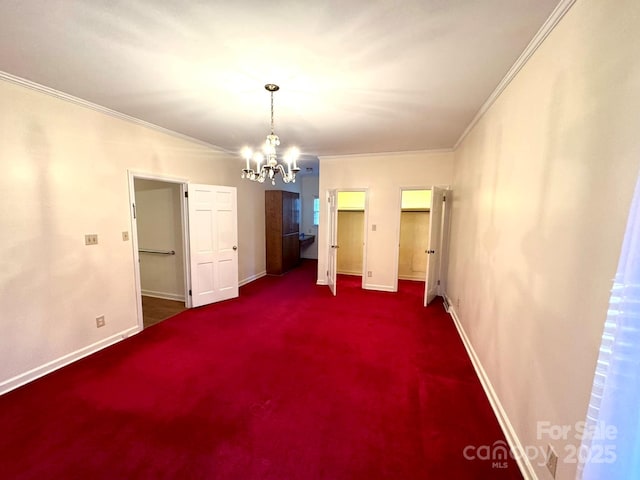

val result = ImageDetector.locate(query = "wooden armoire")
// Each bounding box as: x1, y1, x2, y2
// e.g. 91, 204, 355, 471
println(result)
265, 190, 300, 275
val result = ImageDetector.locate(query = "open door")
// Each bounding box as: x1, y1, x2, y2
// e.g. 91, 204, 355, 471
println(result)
424, 186, 444, 306
327, 189, 338, 296
187, 184, 239, 307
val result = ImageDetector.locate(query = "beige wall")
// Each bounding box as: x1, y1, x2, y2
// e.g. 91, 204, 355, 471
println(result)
447, 0, 640, 478
318, 151, 453, 291
0, 78, 268, 392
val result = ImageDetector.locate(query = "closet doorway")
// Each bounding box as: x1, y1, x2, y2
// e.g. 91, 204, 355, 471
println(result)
397, 189, 431, 287
395, 187, 450, 305
336, 190, 368, 290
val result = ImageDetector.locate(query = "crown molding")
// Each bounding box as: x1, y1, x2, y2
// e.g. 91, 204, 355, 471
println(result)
453, 0, 577, 150
0, 70, 232, 154
319, 147, 454, 161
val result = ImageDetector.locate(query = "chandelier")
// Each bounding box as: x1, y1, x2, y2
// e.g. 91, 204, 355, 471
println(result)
241, 84, 300, 185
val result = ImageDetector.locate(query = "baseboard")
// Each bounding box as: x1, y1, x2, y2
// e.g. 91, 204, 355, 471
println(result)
363, 283, 395, 292
239, 271, 266, 287
444, 294, 537, 480
337, 271, 361, 276
316, 279, 328, 286
0, 325, 141, 396
398, 275, 426, 281
141, 289, 185, 302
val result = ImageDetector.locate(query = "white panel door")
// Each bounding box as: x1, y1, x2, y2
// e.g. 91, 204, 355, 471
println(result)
213, 186, 239, 302
327, 189, 338, 296
188, 184, 238, 307
424, 187, 444, 306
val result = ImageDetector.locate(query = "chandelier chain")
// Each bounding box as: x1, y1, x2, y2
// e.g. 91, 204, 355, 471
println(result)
270, 91, 275, 135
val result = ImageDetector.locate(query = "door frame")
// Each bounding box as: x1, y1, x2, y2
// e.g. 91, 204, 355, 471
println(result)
438, 189, 453, 297
327, 189, 337, 296
127, 170, 191, 330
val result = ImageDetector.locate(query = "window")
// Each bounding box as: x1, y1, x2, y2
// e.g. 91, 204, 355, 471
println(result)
313, 196, 320, 226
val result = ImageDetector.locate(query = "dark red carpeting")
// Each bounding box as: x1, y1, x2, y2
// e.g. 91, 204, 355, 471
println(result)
0, 261, 522, 479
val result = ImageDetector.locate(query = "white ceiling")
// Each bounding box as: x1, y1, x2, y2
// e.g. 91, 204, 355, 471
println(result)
0, 0, 560, 157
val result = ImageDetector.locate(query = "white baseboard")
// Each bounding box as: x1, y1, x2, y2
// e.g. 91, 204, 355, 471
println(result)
0, 325, 141, 396
141, 289, 185, 302
398, 275, 426, 281
444, 294, 536, 480
316, 279, 328, 286
364, 283, 395, 292
239, 271, 266, 287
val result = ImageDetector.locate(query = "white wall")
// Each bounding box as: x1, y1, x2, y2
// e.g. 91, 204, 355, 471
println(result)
446, 0, 640, 478
318, 151, 453, 290
134, 179, 185, 301
300, 174, 319, 259
0, 78, 269, 393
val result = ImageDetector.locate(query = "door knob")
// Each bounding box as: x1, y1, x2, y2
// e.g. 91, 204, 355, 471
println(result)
233, 246, 238, 251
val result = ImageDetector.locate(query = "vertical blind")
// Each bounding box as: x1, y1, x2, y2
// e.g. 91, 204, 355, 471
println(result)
579, 176, 640, 479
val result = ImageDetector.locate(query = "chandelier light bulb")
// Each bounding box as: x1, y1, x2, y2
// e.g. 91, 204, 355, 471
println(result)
241, 147, 253, 160
241, 146, 253, 172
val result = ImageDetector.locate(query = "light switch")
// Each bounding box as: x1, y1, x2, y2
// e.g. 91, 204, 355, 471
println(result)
122, 231, 129, 241
372, 224, 377, 231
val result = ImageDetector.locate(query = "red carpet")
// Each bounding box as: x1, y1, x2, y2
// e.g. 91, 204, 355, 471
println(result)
0, 261, 522, 479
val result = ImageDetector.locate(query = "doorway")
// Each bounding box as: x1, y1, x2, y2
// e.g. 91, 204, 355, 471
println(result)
128, 173, 240, 329
394, 187, 448, 305
131, 175, 189, 328
336, 190, 367, 291
326, 189, 368, 295
396, 189, 430, 300
398, 189, 431, 281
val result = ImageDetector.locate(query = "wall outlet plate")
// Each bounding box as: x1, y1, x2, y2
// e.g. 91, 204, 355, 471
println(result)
96, 316, 105, 328
122, 231, 129, 241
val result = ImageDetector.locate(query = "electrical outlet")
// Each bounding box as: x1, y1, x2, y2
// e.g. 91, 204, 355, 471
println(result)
122, 231, 129, 241
546, 445, 558, 478
85, 234, 98, 245
367, 271, 373, 277
372, 224, 377, 231
96, 315, 105, 328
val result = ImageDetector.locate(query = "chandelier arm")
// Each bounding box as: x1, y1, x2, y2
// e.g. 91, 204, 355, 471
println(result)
274, 164, 286, 176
